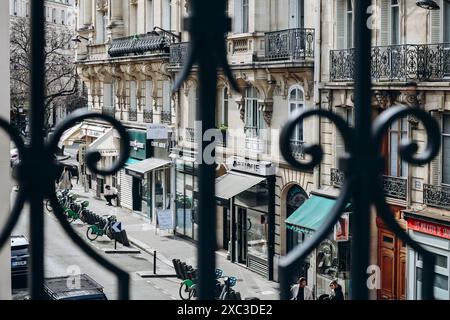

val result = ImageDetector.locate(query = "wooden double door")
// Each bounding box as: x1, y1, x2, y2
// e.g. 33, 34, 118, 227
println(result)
377, 206, 406, 300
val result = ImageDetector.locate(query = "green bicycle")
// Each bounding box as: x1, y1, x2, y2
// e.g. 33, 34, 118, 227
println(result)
86, 215, 116, 241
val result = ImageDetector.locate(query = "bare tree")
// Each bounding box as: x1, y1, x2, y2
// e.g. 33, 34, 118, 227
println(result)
10, 17, 80, 130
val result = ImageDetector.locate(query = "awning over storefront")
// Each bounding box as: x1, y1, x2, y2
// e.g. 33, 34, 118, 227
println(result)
285, 195, 351, 234
58, 123, 83, 148
125, 158, 171, 178
88, 128, 119, 157
215, 171, 265, 200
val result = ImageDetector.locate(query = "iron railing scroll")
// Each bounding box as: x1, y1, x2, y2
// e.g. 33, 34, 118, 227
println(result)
0, 1, 131, 300
279, 0, 438, 300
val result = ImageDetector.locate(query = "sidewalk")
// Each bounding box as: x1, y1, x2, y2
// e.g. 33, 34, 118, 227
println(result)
70, 183, 280, 300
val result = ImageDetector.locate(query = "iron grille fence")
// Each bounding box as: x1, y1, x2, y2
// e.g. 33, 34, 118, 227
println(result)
331, 43, 450, 82
143, 109, 153, 123
423, 184, 450, 210
265, 28, 315, 61
128, 109, 137, 121
0, 0, 439, 301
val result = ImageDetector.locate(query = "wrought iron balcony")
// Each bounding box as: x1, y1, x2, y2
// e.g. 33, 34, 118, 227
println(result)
169, 42, 189, 66
330, 43, 450, 82
383, 175, 407, 200
143, 109, 153, 123
289, 140, 305, 160
185, 128, 195, 143
331, 168, 407, 200
265, 28, 314, 61
108, 33, 172, 57
161, 111, 172, 124
331, 168, 345, 187
101, 106, 115, 118
423, 184, 450, 210
128, 109, 137, 121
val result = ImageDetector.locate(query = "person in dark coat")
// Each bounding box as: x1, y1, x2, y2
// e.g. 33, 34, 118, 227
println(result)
328, 280, 344, 300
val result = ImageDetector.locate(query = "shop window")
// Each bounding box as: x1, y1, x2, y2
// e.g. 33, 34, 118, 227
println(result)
416, 267, 449, 291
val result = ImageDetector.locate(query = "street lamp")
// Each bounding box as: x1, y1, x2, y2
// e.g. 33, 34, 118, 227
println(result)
71, 34, 90, 43
416, 0, 440, 10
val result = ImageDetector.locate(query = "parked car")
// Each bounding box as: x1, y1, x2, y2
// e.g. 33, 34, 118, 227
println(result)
11, 235, 29, 281
43, 274, 108, 300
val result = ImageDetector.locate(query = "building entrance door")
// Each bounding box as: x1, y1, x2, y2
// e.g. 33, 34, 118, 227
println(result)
377, 215, 406, 300
237, 207, 247, 264
132, 176, 142, 212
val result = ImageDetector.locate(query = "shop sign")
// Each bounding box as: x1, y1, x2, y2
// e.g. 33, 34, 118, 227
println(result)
151, 141, 167, 148
85, 129, 103, 137
407, 218, 450, 240
334, 213, 349, 242
98, 149, 119, 156
128, 130, 148, 160
130, 140, 145, 150
226, 157, 275, 176
147, 124, 169, 140
157, 209, 173, 230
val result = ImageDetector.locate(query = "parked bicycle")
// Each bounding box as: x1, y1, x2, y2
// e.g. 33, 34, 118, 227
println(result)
86, 215, 116, 241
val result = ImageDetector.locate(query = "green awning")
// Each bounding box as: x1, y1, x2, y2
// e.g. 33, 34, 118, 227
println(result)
285, 195, 351, 234
126, 158, 141, 166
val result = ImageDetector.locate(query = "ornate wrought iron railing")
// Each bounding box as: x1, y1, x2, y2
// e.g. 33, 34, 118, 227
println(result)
331, 43, 450, 82
265, 28, 315, 61
161, 111, 172, 124
108, 33, 172, 57
128, 109, 137, 122
101, 106, 115, 118
289, 140, 305, 160
169, 42, 189, 66
383, 175, 407, 200
423, 184, 450, 210
330, 167, 345, 187
143, 109, 153, 123
185, 127, 195, 143
0, 0, 439, 301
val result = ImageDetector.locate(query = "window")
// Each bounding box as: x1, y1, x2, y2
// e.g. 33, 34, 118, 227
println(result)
52, 8, 57, 23
145, 80, 152, 111
445, 0, 450, 43
217, 87, 228, 128
442, 115, 450, 184
289, 0, 305, 29
346, 0, 353, 48
13, 0, 17, 15
103, 82, 114, 109
61, 10, 65, 25
146, 0, 154, 33
242, 0, 249, 33
389, 118, 408, 177
26, 2, 29, 17
130, 81, 137, 111
244, 87, 263, 138
288, 87, 304, 142
96, 11, 106, 43
390, 0, 400, 45
162, 0, 172, 31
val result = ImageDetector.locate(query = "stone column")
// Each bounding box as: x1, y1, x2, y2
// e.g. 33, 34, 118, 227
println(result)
109, 0, 124, 37
0, 0, 11, 300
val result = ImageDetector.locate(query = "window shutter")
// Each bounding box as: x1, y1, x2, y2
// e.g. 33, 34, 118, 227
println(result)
234, 0, 243, 33
431, 0, 442, 43
336, 0, 345, 50
430, 112, 442, 185
335, 106, 346, 166
380, 0, 389, 46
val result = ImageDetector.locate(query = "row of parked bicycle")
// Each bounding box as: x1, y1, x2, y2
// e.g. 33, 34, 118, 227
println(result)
45, 190, 129, 245
173, 259, 258, 300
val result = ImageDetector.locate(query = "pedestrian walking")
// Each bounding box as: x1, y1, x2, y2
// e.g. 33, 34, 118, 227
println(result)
290, 277, 313, 300
104, 185, 118, 206
58, 167, 73, 191
327, 279, 344, 300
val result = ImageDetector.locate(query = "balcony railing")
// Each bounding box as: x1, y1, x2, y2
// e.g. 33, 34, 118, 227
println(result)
143, 109, 153, 123
128, 109, 137, 121
265, 28, 314, 61
101, 106, 115, 118
330, 43, 450, 82
383, 175, 407, 200
185, 128, 195, 143
290, 140, 305, 160
331, 169, 407, 200
423, 184, 450, 210
330, 168, 345, 187
169, 42, 188, 65
108, 33, 172, 57
161, 111, 172, 124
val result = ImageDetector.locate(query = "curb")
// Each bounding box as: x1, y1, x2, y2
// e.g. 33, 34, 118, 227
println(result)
127, 236, 175, 269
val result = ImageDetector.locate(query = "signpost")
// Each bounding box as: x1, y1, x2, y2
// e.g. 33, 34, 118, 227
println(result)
112, 221, 122, 249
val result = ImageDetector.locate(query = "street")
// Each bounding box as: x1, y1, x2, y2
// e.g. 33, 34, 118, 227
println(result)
11, 191, 180, 300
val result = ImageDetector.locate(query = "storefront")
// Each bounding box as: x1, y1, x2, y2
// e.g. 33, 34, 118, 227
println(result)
285, 190, 352, 299
121, 128, 173, 224
215, 157, 276, 280
404, 210, 450, 300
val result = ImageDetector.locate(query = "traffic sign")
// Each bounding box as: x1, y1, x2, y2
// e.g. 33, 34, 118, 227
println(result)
112, 221, 122, 233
